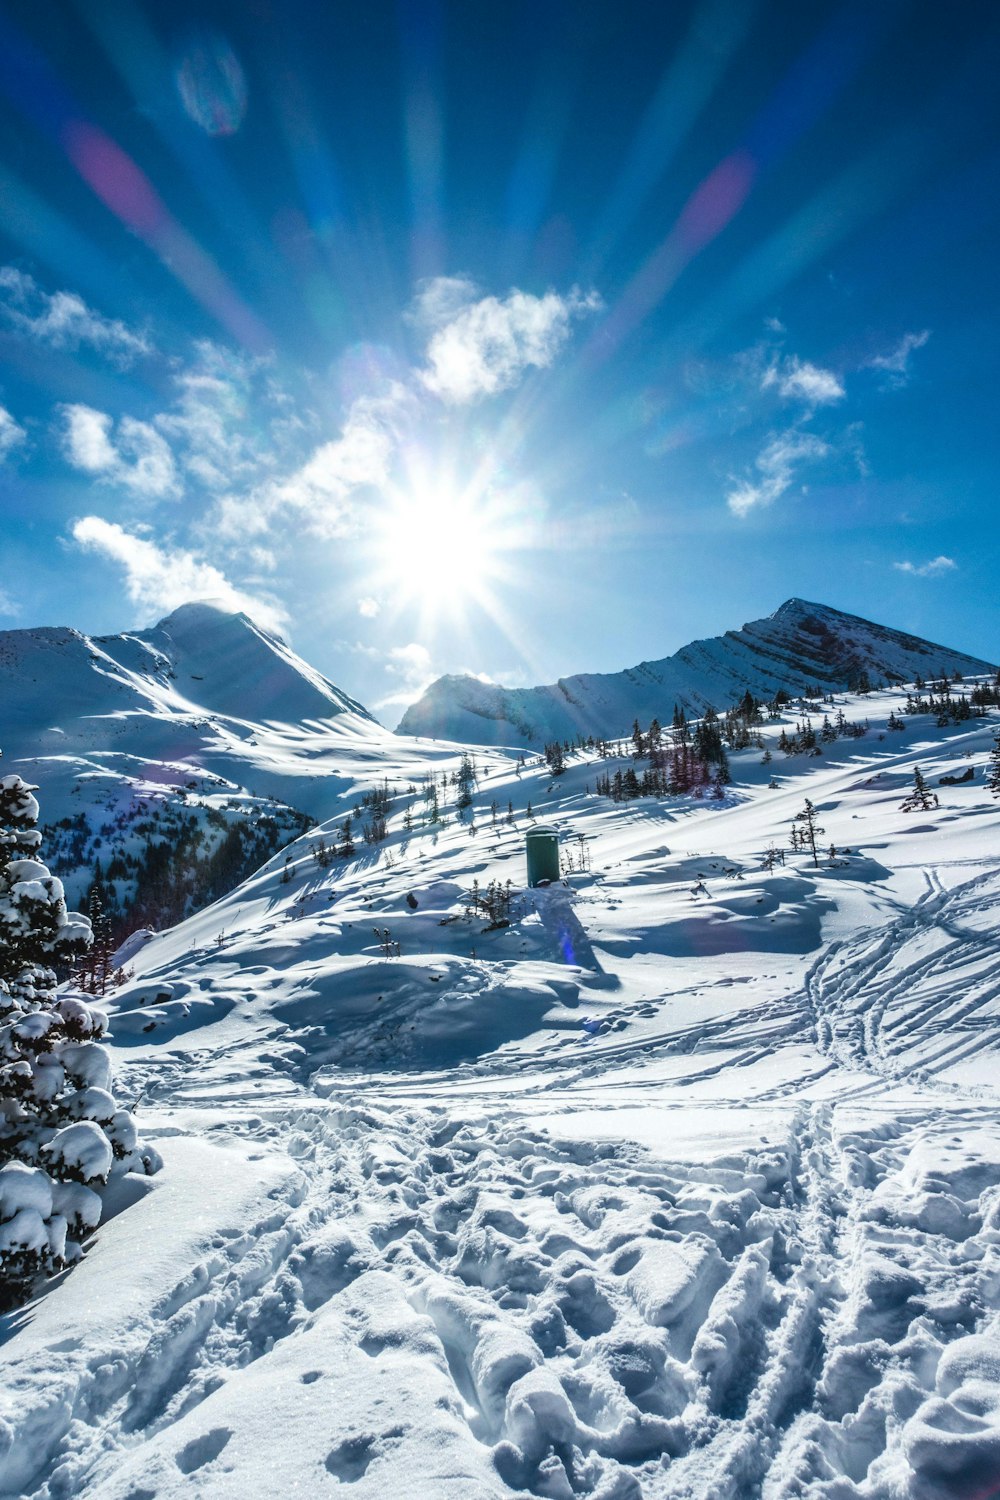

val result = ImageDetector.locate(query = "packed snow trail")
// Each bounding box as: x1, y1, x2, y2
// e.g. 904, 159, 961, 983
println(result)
4, 1092, 1000, 1499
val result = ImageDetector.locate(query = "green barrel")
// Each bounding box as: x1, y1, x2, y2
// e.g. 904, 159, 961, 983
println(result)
526, 825, 560, 886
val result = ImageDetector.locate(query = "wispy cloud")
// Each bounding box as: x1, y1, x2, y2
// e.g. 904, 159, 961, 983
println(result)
417, 277, 600, 404
70, 515, 287, 632
0, 267, 150, 365
893, 554, 956, 578
0, 406, 27, 462
727, 429, 830, 517
60, 404, 180, 499
866, 329, 930, 388
157, 370, 252, 490
374, 642, 434, 711
154, 341, 297, 491
216, 385, 409, 541
762, 355, 844, 407
215, 274, 594, 538
0, 588, 21, 618
376, 641, 435, 709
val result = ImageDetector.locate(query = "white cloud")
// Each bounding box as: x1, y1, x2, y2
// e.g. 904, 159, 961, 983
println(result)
727, 429, 830, 517
62, 405, 117, 473
844, 420, 870, 478
408, 276, 482, 331
893, 555, 956, 578
763, 356, 844, 407
419, 278, 600, 404
867, 329, 930, 387
0, 267, 150, 364
155, 341, 292, 492
217, 386, 409, 540
60, 404, 179, 499
375, 641, 435, 709
357, 596, 380, 618
157, 370, 249, 490
0, 406, 26, 462
70, 516, 287, 633
0, 587, 21, 618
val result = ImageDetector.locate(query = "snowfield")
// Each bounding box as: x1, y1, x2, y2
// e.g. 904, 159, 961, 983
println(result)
2, 673, 1000, 1499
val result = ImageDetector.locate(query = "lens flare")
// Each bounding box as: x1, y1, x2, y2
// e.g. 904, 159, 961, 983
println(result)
177, 33, 248, 137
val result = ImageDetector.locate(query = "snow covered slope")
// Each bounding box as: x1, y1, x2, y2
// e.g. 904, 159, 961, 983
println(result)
398, 597, 995, 745
3, 673, 1000, 1497
0, 600, 372, 762
0, 602, 430, 919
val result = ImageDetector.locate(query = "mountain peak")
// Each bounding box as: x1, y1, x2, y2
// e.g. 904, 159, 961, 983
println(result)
772, 597, 825, 618
153, 600, 275, 638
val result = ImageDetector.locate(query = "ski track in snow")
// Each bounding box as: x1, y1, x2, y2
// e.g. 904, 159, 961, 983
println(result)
808, 867, 1000, 1094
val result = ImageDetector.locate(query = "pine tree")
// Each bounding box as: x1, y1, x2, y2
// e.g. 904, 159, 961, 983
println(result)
456, 754, 476, 810
791, 798, 825, 866
986, 729, 1000, 799
0, 759, 154, 1310
900, 766, 938, 812
544, 742, 566, 776
76, 881, 116, 997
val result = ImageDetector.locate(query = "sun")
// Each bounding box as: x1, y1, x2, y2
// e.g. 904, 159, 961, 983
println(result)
374, 478, 509, 620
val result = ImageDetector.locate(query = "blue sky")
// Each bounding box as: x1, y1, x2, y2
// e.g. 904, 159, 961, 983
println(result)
0, 0, 997, 722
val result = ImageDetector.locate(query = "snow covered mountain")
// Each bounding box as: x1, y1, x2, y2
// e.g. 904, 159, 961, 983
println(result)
0, 603, 401, 923
0, 600, 372, 757
398, 597, 996, 744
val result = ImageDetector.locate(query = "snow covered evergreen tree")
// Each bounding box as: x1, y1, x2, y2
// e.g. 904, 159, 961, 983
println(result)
900, 766, 938, 813
0, 760, 156, 1310
455, 753, 477, 809
986, 728, 1000, 799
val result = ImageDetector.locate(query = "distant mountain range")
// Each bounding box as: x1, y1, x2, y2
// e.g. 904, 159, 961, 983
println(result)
2, 596, 993, 928
396, 599, 996, 745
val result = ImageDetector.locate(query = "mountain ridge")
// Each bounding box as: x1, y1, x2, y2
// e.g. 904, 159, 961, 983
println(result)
0, 602, 394, 925
397, 598, 996, 745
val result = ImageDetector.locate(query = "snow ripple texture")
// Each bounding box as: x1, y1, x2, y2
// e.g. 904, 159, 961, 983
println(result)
3, 1094, 1000, 1499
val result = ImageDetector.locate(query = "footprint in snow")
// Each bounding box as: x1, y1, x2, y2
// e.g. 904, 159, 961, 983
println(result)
175, 1427, 232, 1475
